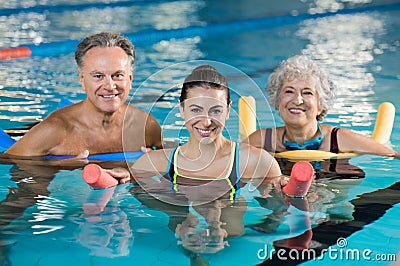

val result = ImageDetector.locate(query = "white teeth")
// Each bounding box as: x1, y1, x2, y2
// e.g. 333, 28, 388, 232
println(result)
102, 94, 116, 98
289, 108, 303, 113
198, 129, 211, 134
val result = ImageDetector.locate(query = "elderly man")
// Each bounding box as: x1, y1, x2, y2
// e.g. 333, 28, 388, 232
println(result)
6, 32, 162, 157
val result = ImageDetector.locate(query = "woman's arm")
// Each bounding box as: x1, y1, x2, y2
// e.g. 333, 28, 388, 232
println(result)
337, 128, 396, 156
130, 149, 171, 173
242, 129, 264, 149
239, 143, 282, 179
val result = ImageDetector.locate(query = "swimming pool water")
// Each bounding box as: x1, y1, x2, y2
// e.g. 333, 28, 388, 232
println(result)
1, 0, 400, 265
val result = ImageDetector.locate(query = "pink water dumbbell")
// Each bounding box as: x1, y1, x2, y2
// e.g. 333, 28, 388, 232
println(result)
82, 164, 118, 189
283, 161, 314, 198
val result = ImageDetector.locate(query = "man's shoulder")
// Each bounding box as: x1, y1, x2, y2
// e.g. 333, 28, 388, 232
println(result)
125, 104, 157, 122
125, 104, 149, 114
44, 102, 83, 126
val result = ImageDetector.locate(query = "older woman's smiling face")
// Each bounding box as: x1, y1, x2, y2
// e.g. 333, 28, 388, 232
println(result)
278, 77, 322, 127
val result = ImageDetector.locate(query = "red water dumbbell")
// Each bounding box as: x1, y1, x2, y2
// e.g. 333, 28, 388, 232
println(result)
82, 164, 118, 189
283, 161, 314, 198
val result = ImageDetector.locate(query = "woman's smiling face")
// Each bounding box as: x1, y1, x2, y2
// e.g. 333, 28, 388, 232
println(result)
278, 77, 322, 127
180, 86, 230, 144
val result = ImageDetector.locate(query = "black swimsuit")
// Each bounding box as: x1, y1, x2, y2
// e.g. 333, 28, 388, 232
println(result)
329, 127, 340, 153
263, 127, 364, 179
263, 127, 340, 153
164, 143, 242, 201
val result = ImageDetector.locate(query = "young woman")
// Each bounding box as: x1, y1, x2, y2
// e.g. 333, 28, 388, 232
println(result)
112, 65, 285, 202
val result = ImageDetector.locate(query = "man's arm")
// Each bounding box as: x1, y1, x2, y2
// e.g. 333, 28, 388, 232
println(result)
5, 116, 65, 157
144, 113, 163, 149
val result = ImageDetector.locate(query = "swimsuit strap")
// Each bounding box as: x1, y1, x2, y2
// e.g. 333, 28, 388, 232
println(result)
166, 147, 178, 181
263, 128, 273, 152
329, 127, 341, 173
330, 127, 340, 153
228, 142, 241, 200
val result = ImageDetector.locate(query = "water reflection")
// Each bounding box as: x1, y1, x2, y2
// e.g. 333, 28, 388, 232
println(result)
0, 13, 48, 47
0, 154, 397, 264
73, 187, 133, 257
307, 0, 374, 14
0, 1, 203, 48
0, 55, 78, 128
297, 11, 385, 130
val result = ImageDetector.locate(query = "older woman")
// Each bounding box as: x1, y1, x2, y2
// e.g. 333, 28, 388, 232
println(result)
245, 55, 397, 157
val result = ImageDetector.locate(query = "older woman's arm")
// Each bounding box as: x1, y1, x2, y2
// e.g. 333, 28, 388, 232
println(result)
337, 128, 396, 156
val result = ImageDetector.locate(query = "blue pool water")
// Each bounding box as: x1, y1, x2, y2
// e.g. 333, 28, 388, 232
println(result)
1, 0, 400, 265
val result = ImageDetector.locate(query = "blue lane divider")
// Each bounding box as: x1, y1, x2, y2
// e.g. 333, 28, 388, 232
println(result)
2, 2, 400, 60
0, 99, 144, 161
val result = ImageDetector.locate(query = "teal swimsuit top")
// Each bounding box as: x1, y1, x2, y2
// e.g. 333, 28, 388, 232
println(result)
164, 142, 242, 201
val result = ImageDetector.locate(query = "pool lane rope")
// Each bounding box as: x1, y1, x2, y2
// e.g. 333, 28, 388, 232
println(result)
238, 98, 396, 161
1, 2, 400, 60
